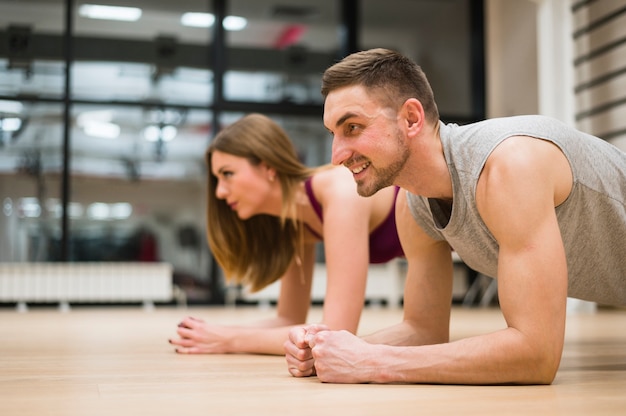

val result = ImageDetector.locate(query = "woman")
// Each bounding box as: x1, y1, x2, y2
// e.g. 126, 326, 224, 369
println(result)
169, 113, 403, 355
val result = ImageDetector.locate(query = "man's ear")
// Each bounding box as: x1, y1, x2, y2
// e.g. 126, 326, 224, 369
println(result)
403, 98, 425, 137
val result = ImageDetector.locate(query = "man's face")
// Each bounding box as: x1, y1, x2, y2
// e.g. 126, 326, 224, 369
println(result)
324, 85, 409, 196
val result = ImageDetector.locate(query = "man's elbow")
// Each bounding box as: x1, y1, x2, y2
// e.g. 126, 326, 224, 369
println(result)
522, 350, 562, 385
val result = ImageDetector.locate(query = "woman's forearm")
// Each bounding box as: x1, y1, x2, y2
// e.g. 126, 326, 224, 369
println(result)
224, 324, 295, 355
172, 315, 301, 355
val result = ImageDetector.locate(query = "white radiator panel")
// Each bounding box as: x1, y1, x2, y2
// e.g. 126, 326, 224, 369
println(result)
0, 262, 173, 304
240, 260, 406, 308
239, 255, 470, 308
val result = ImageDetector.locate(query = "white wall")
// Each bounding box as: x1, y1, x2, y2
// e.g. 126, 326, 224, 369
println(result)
485, 0, 539, 118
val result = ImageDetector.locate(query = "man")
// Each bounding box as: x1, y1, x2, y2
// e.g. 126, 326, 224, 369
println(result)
283, 48, 626, 385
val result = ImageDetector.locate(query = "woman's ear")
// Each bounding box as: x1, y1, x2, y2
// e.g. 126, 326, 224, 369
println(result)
263, 164, 277, 182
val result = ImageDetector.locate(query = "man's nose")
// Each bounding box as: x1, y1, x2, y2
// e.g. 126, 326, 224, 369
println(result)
331, 136, 350, 166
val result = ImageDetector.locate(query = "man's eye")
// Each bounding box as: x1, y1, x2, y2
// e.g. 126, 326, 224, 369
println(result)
347, 124, 360, 134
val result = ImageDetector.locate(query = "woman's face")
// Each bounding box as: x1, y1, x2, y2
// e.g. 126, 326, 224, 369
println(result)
211, 150, 277, 219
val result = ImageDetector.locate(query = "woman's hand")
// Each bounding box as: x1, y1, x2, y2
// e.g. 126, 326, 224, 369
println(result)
169, 316, 233, 354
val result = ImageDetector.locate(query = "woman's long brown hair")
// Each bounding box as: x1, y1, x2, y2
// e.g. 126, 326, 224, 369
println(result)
206, 113, 317, 292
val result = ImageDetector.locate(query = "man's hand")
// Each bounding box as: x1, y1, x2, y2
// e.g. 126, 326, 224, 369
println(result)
285, 324, 384, 383
284, 324, 328, 377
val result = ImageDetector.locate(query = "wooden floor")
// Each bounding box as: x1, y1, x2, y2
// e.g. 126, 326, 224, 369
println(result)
1, 304, 625, 416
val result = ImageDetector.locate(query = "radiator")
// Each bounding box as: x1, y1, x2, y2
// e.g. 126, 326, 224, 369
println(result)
240, 260, 406, 308
0, 262, 173, 310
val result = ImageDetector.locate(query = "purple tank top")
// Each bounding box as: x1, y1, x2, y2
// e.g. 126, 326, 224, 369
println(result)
304, 177, 404, 263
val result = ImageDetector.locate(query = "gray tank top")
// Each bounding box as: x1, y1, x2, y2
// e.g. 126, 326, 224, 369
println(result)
406, 115, 626, 306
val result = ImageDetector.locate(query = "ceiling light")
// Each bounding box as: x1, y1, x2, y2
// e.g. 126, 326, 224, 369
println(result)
87, 202, 132, 220
79, 4, 142, 22
110, 203, 132, 219
181, 12, 215, 28
144, 125, 177, 142
46, 199, 84, 219
143, 125, 160, 142
224, 16, 247, 31
180, 12, 247, 31
77, 109, 113, 124
161, 125, 178, 141
0, 117, 22, 132
76, 110, 120, 138
87, 202, 109, 220
82, 121, 121, 139
19, 198, 41, 218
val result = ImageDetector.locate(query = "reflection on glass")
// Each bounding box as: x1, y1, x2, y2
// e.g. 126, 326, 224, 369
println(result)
0, 100, 64, 262
71, 63, 212, 106
78, 4, 142, 22
0, 103, 64, 174
85, 202, 132, 220
74, 2, 211, 42
0, 60, 66, 99
224, 70, 324, 105
69, 104, 209, 180
0, 0, 483, 304
224, 0, 337, 104
227, 0, 337, 50
0, 0, 65, 98
219, 112, 331, 167
72, 0, 213, 105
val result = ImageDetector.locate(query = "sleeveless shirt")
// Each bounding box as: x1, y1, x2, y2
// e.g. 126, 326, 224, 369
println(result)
304, 178, 404, 264
406, 115, 626, 305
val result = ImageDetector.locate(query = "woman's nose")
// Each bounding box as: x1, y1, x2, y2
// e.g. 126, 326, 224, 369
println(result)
215, 181, 228, 199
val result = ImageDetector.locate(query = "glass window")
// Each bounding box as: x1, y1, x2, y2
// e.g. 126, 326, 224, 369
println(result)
223, 0, 338, 105
0, 0, 66, 99
0, 0, 485, 304
67, 1, 214, 289
0, 101, 64, 262
71, 1, 213, 105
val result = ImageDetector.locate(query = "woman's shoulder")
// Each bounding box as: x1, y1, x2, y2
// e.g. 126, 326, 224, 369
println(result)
311, 166, 389, 215
311, 165, 358, 195
309, 167, 397, 227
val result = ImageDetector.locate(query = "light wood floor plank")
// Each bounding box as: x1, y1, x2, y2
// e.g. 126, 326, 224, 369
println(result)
0, 305, 624, 415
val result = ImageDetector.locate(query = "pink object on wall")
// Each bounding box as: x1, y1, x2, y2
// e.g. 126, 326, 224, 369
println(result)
273, 24, 307, 49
